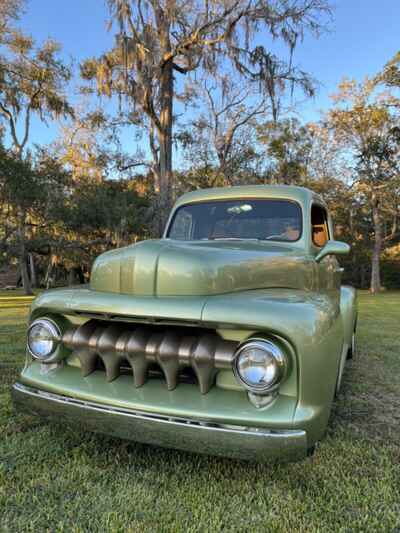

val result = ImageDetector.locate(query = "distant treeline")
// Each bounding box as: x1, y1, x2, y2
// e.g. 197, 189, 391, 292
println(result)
0, 1, 399, 293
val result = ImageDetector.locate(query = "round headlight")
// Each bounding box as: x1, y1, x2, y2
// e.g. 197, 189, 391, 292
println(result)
233, 339, 287, 394
27, 319, 61, 361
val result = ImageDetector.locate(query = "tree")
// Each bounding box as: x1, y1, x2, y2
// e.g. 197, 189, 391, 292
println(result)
327, 78, 400, 293
53, 108, 127, 184
0, 141, 150, 290
0, 27, 73, 293
180, 75, 265, 186
0, 147, 68, 293
378, 51, 400, 93
0, 0, 23, 43
257, 118, 316, 184
0, 32, 73, 159
82, 0, 330, 233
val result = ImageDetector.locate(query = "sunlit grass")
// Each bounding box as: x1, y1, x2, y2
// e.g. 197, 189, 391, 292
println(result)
0, 291, 399, 532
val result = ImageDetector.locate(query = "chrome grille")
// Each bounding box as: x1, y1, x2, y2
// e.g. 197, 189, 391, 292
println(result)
62, 320, 238, 394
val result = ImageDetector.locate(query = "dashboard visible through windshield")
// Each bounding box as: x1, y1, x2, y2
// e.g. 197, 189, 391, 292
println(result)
167, 199, 302, 242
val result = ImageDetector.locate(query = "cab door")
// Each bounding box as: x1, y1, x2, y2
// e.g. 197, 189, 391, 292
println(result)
311, 204, 342, 296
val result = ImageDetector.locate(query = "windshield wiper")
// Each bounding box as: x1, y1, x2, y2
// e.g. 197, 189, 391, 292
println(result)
261, 235, 284, 240
209, 237, 262, 241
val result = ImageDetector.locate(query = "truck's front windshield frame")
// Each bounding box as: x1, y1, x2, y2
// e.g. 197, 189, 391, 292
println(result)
166, 198, 303, 243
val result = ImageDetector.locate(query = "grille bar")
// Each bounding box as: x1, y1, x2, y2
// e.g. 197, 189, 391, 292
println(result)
62, 320, 238, 394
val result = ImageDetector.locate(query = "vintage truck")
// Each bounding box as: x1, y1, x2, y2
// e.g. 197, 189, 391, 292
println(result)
12, 185, 357, 463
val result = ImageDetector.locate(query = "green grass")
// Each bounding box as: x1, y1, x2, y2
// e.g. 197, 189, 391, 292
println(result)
0, 288, 40, 309
0, 291, 399, 532
0, 288, 42, 296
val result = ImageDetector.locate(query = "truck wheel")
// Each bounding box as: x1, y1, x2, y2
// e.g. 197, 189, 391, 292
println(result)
307, 445, 316, 457
347, 331, 356, 360
335, 357, 345, 398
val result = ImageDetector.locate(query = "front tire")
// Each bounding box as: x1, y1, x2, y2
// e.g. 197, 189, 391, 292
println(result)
335, 351, 346, 398
337, 320, 357, 397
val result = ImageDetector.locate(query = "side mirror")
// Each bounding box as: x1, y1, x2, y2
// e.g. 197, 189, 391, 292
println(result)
315, 240, 350, 263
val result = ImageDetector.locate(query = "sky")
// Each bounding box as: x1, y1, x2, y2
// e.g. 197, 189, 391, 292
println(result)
10, 0, 400, 154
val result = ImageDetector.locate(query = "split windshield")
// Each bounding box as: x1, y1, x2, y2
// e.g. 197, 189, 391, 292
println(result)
167, 199, 302, 242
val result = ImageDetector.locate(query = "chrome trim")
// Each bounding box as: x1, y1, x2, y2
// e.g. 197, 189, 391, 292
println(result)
233, 339, 288, 394
27, 318, 61, 361
62, 320, 238, 394
72, 311, 203, 329
12, 383, 307, 463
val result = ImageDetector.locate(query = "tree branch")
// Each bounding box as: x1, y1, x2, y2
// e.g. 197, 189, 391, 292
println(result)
0, 102, 21, 153
383, 215, 398, 242
159, 1, 245, 68
117, 160, 152, 172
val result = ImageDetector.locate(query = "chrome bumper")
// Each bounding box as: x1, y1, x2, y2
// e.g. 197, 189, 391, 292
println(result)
12, 383, 308, 463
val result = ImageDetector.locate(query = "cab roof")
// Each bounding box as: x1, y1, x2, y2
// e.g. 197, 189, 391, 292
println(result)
173, 184, 326, 210
165, 185, 331, 252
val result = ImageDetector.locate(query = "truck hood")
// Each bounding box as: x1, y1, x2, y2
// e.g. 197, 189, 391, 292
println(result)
90, 239, 314, 296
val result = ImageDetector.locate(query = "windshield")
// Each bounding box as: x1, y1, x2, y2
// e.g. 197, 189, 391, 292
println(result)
167, 199, 302, 242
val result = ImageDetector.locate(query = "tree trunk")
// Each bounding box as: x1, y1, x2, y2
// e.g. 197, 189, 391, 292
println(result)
28, 253, 37, 288
45, 254, 56, 289
68, 268, 76, 286
360, 263, 366, 288
370, 199, 382, 293
76, 265, 85, 284
156, 60, 174, 236
20, 250, 32, 295
216, 151, 229, 186
18, 225, 33, 295
154, 9, 174, 237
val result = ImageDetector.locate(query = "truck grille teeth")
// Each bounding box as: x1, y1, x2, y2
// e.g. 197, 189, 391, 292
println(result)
62, 320, 238, 394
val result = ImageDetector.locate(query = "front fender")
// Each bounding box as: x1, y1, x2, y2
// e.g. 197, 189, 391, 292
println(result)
28, 286, 346, 447
340, 285, 357, 348
202, 288, 344, 445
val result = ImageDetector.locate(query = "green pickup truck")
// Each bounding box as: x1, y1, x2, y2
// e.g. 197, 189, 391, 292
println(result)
12, 185, 357, 463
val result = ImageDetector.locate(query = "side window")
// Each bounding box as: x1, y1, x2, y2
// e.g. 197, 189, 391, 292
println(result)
311, 204, 329, 247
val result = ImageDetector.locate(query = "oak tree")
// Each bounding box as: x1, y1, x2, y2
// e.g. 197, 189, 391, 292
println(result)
327, 78, 400, 293
82, 0, 329, 233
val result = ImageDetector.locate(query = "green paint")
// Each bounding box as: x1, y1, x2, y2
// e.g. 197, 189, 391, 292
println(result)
13, 185, 357, 461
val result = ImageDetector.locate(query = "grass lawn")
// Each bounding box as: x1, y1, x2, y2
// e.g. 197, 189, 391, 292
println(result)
0, 291, 399, 532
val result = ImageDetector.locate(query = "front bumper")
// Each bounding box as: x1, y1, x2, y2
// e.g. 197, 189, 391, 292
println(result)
12, 383, 308, 463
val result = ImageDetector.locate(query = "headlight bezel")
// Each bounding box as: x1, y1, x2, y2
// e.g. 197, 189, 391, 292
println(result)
27, 318, 62, 362
233, 338, 288, 394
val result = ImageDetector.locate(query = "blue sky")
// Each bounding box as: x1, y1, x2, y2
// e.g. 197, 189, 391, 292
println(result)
12, 0, 400, 153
